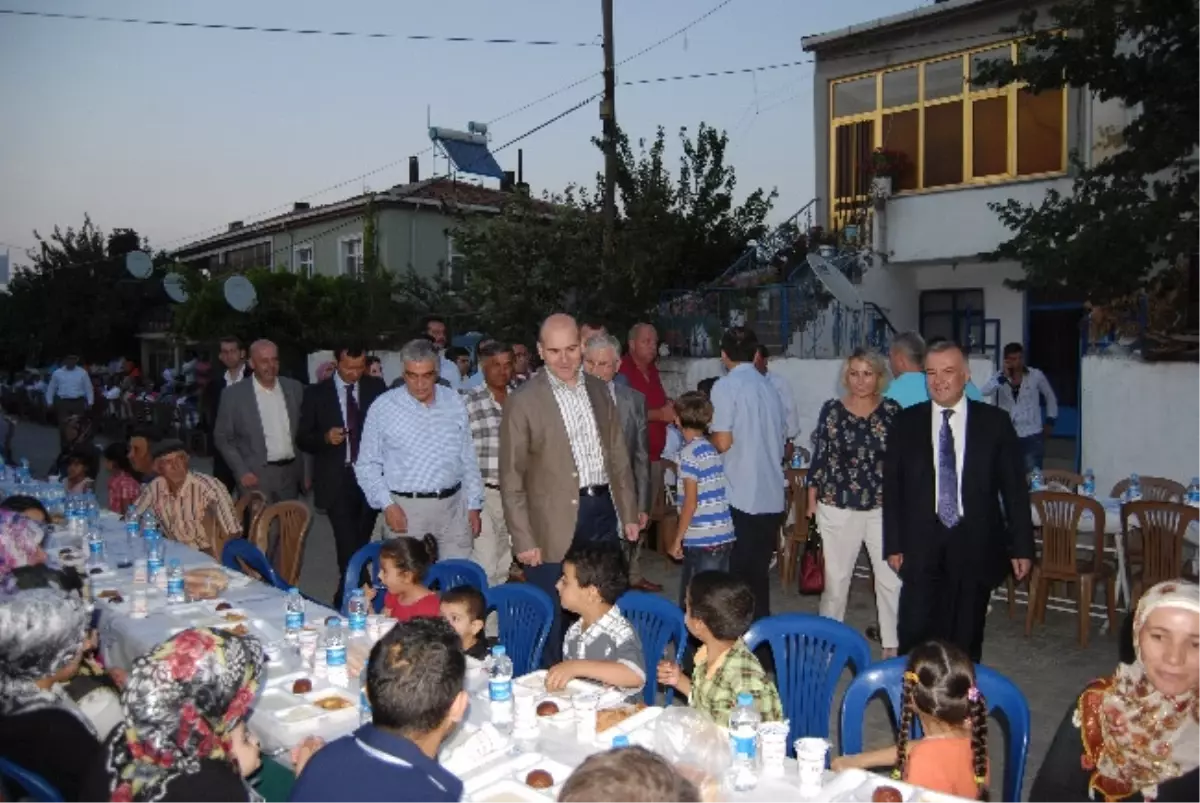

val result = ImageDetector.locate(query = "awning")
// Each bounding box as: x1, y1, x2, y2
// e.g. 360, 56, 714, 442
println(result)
438, 138, 505, 179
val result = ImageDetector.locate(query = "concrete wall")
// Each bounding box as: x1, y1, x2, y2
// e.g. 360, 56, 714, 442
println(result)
1080, 355, 1200, 494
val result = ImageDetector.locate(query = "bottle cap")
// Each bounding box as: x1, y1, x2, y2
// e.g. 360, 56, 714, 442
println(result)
736, 692, 753, 706
612, 735, 630, 748
492, 644, 507, 656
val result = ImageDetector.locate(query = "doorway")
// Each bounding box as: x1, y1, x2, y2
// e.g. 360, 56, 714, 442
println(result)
1025, 303, 1085, 451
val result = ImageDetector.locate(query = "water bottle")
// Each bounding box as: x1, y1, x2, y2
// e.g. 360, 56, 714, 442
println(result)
1082, 469, 1096, 498
1127, 473, 1143, 502
0, 460, 7, 483
285, 588, 305, 642
728, 692, 761, 791
325, 618, 348, 688
347, 589, 368, 635
86, 528, 107, 571
1029, 467, 1045, 492
141, 510, 160, 538
486, 644, 514, 732
359, 671, 372, 726
86, 494, 100, 530
612, 734, 630, 748
166, 559, 185, 604
1186, 477, 1200, 508
146, 533, 164, 581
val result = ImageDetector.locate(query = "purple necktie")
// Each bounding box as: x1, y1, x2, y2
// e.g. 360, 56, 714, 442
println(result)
938, 409, 960, 528
346, 383, 361, 464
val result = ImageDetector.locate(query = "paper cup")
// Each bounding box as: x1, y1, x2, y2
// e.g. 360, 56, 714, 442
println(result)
513, 685, 539, 735
758, 721, 790, 777
794, 737, 829, 793
573, 692, 599, 743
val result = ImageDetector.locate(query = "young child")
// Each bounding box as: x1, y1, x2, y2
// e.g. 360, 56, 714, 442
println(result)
832, 640, 990, 801
559, 745, 701, 802
63, 449, 95, 495
670, 391, 736, 606
547, 544, 645, 697
365, 535, 440, 622
103, 442, 141, 514
439, 585, 492, 660
657, 571, 782, 727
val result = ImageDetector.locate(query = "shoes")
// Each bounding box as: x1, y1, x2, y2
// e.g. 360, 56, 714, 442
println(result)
508, 565, 526, 583
631, 579, 663, 592
768, 551, 779, 570
865, 623, 881, 643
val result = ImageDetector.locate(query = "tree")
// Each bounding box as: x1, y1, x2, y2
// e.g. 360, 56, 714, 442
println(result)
975, 0, 1198, 324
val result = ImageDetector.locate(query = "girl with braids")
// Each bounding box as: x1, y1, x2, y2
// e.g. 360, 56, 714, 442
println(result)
833, 640, 990, 800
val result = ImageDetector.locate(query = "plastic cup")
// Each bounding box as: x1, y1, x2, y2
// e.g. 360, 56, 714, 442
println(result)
298, 629, 319, 665
131, 589, 148, 619
133, 559, 148, 584
758, 721, 790, 777
513, 685, 539, 734
794, 737, 830, 793
573, 691, 599, 744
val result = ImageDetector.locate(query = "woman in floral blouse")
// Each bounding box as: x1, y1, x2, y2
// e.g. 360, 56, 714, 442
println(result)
807, 348, 902, 656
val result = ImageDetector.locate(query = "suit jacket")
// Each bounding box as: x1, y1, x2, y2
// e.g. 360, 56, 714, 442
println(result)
296, 375, 387, 510
613, 383, 651, 515
203, 364, 252, 489
882, 399, 1034, 587
213, 376, 304, 489
499, 370, 638, 564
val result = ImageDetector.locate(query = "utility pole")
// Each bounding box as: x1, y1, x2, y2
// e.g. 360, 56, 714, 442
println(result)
600, 0, 617, 271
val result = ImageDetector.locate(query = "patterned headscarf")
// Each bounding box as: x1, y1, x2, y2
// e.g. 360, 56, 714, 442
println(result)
1079, 580, 1200, 801
100, 628, 265, 802
0, 586, 93, 733
315, 360, 337, 382
0, 508, 48, 591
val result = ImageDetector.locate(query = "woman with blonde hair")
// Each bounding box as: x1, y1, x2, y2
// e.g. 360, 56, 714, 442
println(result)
807, 347, 902, 656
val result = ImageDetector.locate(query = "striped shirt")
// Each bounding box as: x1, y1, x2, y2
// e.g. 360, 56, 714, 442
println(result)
463, 384, 503, 486
354, 386, 484, 512
106, 471, 141, 514
676, 436, 735, 548
546, 369, 608, 488
132, 471, 241, 550
980, 367, 1058, 438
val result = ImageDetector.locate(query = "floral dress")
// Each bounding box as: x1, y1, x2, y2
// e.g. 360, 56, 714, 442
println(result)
807, 397, 900, 510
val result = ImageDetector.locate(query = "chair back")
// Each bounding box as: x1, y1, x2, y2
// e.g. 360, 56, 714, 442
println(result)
201, 506, 235, 563
235, 491, 268, 542
221, 539, 286, 590
617, 591, 688, 705
342, 542, 383, 615
1110, 476, 1186, 503
1041, 470, 1083, 493
838, 657, 1030, 803
0, 757, 62, 802
1031, 491, 1105, 577
1124, 501, 1198, 594
425, 559, 488, 593
788, 468, 809, 540
485, 584, 554, 676
744, 613, 871, 749
255, 501, 311, 587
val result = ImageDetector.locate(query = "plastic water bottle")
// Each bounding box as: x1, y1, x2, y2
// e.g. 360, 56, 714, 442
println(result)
86, 528, 107, 571
86, 494, 100, 530
728, 692, 761, 791
166, 559, 186, 604
359, 671, 372, 726
0, 460, 7, 483
347, 589, 368, 635
285, 588, 305, 642
146, 534, 164, 581
486, 644, 514, 732
1029, 467, 1045, 492
1186, 477, 1200, 508
325, 618, 348, 688
1127, 473, 1143, 502
612, 734, 630, 748
1082, 469, 1096, 498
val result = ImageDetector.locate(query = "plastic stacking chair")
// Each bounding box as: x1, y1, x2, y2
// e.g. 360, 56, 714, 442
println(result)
425, 559, 488, 593
617, 591, 688, 705
0, 757, 63, 802
744, 613, 871, 751
485, 584, 554, 676
221, 539, 286, 591
839, 656, 1031, 803
342, 542, 383, 615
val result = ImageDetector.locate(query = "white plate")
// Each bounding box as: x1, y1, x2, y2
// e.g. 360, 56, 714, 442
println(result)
597, 705, 662, 741
271, 704, 325, 725
462, 753, 572, 798
257, 688, 303, 713
466, 778, 551, 803
267, 671, 313, 690
829, 770, 919, 803
302, 688, 358, 722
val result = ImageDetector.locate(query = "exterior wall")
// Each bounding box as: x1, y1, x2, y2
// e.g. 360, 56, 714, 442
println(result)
911, 259, 1025, 351
281, 206, 457, 280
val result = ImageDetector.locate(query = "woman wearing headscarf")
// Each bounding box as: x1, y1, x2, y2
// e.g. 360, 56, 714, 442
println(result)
1031, 580, 1199, 801
0, 497, 48, 591
0, 586, 101, 801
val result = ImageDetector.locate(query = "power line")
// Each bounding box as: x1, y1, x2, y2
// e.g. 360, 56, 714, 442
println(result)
0, 8, 598, 47
621, 58, 810, 87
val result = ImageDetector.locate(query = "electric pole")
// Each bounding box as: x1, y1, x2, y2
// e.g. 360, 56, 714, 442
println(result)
601, 0, 617, 272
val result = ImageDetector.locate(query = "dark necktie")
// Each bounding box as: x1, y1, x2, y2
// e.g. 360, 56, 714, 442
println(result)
937, 408, 960, 528
345, 383, 361, 464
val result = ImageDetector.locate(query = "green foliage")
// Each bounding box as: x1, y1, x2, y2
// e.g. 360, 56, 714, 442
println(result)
973, 0, 1198, 312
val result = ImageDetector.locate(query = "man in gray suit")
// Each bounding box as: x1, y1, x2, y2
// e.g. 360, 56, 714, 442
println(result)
214, 339, 305, 506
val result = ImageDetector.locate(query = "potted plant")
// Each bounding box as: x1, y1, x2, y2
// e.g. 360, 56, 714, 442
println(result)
869, 148, 908, 197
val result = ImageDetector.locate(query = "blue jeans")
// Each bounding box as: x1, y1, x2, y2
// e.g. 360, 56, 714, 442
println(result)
1020, 434, 1045, 474
678, 542, 734, 608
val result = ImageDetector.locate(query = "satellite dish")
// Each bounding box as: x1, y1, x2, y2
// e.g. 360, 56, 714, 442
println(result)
223, 275, 257, 312
124, 250, 153, 279
163, 272, 189, 303
806, 252, 864, 311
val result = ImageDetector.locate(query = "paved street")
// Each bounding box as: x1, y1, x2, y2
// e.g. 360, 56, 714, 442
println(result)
9, 420, 1114, 799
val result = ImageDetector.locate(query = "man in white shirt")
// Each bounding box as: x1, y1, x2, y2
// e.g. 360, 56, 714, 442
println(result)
423, 315, 463, 391
980, 342, 1059, 474
45, 355, 94, 450
753, 344, 801, 444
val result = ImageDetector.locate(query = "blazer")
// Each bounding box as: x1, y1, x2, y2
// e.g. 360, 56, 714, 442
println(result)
613, 382, 651, 515
296, 375, 387, 510
203, 364, 252, 488
213, 376, 304, 485
499, 370, 639, 564
882, 399, 1034, 587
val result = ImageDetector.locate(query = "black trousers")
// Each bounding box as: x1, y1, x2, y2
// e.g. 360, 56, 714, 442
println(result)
729, 507, 784, 624
896, 521, 994, 663
327, 467, 377, 606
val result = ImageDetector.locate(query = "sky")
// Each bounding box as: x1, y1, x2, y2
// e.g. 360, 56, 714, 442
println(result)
0, 0, 922, 259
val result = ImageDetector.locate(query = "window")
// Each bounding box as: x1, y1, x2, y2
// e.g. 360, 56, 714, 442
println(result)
919, 289, 985, 346
224, 241, 273, 272
445, 235, 465, 291
293, 243, 314, 277
340, 236, 363, 278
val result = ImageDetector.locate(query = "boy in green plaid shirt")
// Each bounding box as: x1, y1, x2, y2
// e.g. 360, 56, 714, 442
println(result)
657, 571, 783, 727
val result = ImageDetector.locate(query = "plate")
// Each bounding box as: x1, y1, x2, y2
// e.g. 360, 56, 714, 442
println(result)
466, 778, 551, 803
302, 688, 358, 722
257, 688, 303, 713
271, 705, 325, 725
830, 771, 919, 803
597, 705, 661, 742
462, 753, 573, 799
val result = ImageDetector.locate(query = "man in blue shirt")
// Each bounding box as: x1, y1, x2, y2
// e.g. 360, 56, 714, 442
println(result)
885, 332, 984, 408
290, 617, 468, 802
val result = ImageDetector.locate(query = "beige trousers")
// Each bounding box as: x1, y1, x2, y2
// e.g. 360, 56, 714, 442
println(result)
470, 487, 513, 587
816, 503, 901, 649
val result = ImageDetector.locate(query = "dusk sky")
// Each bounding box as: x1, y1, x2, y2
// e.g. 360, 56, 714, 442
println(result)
0, 0, 919, 259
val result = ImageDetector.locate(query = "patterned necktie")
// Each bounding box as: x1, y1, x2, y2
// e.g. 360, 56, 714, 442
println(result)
938, 408, 960, 528
345, 383, 361, 464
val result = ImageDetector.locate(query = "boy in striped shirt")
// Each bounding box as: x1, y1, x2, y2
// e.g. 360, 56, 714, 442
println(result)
670, 390, 736, 606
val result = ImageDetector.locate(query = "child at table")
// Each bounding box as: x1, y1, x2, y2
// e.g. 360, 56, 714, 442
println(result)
545, 543, 646, 698
439, 585, 493, 660
63, 448, 96, 496
656, 571, 782, 727
364, 535, 440, 622
832, 640, 990, 801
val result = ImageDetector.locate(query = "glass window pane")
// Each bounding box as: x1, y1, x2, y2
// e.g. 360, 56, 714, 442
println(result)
920, 313, 956, 342
921, 292, 954, 313
1017, 87, 1064, 174
881, 110, 919, 191
971, 46, 1012, 89
924, 57, 965, 100
972, 96, 1008, 177
882, 67, 918, 108
833, 120, 875, 200
923, 101, 964, 187
833, 75, 876, 117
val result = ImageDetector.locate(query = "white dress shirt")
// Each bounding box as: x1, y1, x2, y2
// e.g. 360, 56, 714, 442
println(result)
225, 365, 247, 386
334, 373, 358, 465
439, 355, 461, 391
547, 369, 608, 488
253, 377, 294, 462
765, 370, 801, 441
980, 367, 1058, 438
931, 394, 968, 516
45, 366, 94, 405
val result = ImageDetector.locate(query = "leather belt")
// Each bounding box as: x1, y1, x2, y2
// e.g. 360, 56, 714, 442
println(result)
267, 458, 295, 466
392, 482, 462, 500
580, 484, 610, 497
484, 482, 501, 491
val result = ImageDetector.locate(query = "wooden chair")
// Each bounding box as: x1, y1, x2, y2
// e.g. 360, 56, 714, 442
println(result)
1042, 470, 1084, 493
201, 507, 236, 563
780, 469, 809, 586
234, 491, 267, 539
1026, 491, 1117, 648
254, 500, 312, 587
1124, 501, 1199, 606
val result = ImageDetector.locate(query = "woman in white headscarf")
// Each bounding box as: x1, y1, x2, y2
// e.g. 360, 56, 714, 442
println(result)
1031, 579, 1199, 801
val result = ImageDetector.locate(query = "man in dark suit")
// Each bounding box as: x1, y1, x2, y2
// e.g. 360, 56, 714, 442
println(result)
883, 340, 1033, 662
297, 346, 387, 605
204, 336, 251, 493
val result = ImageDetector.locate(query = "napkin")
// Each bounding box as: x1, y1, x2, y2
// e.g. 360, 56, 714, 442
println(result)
441, 723, 510, 776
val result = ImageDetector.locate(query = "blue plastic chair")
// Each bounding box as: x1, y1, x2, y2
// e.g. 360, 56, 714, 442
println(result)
342, 542, 383, 615
839, 657, 1030, 803
0, 757, 62, 802
485, 584, 554, 676
425, 559, 488, 593
744, 613, 871, 751
221, 539, 287, 591
617, 591, 688, 705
